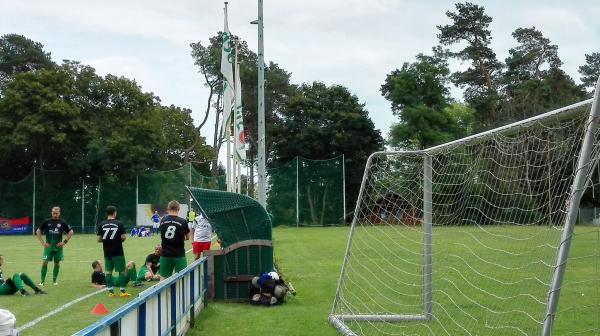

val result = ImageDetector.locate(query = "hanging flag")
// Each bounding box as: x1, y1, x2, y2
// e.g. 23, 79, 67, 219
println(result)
234, 50, 246, 161
220, 5, 235, 139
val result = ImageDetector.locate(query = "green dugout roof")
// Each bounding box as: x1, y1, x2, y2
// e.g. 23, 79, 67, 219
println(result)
188, 187, 272, 247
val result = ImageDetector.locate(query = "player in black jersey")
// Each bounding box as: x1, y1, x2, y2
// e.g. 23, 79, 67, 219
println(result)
36, 206, 74, 286
159, 200, 190, 280
96, 205, 130, 297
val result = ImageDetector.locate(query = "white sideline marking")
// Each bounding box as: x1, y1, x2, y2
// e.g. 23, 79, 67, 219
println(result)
17, 288, 107, 332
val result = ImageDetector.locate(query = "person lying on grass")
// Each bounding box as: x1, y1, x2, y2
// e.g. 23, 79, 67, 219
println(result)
0, 254, 46, 296
91, 260, 143, 289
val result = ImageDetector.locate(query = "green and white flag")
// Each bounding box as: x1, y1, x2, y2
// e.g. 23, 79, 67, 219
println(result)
220, 6, 235, 138
234, 52, 246, 161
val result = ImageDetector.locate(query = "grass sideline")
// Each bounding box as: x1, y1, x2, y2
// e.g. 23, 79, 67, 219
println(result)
190, 226, 348, 336
0, 227, 350, 336
0, 232, 187, 336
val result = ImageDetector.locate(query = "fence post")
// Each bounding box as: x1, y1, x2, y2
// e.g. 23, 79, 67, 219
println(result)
342, 154, 346, 225
81, 179, 85, 233
296, 156, 299, 227
32, 165, 36, 236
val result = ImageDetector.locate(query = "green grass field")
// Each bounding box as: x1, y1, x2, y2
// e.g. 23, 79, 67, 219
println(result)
0, 225, 598, 335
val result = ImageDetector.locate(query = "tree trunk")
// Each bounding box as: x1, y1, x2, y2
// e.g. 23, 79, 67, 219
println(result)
307, 184, 317, 225
319, 184, 329, 226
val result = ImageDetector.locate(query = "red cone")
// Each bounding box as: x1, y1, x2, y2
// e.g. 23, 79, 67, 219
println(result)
91, 303, 109, 314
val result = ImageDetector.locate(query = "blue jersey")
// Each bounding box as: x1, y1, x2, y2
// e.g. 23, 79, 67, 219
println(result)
152, 214, 160, 223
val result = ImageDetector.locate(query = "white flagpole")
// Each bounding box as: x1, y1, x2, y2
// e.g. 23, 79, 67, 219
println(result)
237, 161, 242, 193
227, 134, 232, 191
221, 1, 235, 192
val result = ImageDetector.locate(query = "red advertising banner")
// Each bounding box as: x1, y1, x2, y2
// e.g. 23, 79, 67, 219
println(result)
0, 216, 30, 234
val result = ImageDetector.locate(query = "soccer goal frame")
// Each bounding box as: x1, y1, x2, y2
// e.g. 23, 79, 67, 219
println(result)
330, 77, 600, 336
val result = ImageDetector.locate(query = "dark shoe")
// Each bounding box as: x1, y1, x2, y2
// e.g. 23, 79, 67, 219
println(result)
35, 289, 47, 295
20, 290, 31, 296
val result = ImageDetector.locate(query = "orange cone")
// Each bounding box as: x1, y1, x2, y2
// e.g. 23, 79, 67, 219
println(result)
91, 303, 109, 314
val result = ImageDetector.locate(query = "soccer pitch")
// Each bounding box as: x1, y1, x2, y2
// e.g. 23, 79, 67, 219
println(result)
1, 226, 597, 335
0, 233, 187, 335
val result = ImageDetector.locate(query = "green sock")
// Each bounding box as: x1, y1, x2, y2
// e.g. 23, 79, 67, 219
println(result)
106, 273, 113, 290
11, 274, 23, 290
118, 272, 127, 288
41, 265, 48, 283
127, 267, 137, 283
52, 265, 60, 283
19, 273, 37, 290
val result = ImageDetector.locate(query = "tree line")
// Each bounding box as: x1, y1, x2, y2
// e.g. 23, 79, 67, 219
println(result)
2, 2, 599, 217
383, 2, 600, 150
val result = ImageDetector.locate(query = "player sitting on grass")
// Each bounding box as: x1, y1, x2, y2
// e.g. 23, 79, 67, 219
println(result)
0, 255, 46, 296
91, 260, 142, 288
136, 246, 161, 282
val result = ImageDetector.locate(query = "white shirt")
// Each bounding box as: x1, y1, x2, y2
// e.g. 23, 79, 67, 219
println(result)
190, 214, 212, 242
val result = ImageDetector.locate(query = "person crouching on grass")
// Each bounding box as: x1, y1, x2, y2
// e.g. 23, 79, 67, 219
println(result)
91, 260, 142, 288
159, 200, 190, 280
0, 255, 46, 296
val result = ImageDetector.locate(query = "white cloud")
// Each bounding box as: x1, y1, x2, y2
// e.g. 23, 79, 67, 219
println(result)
2, 0, 599, 146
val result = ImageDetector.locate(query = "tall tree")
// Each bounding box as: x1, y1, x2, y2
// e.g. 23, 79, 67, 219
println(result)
437, 2, 503, 128
271, 82, 384, 215
381, 50, 471, 149
0, 34, 54, 90
579, 52, 600, 91
0, 68, 84, 177
500, 27, 584, 121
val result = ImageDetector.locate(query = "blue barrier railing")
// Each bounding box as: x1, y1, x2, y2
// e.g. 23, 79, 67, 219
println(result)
74, 256, 209, 336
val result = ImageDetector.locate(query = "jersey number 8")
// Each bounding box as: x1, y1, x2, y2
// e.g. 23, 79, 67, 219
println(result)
165, 226, 176, 239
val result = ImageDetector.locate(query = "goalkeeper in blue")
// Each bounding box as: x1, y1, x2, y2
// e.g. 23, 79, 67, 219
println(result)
0, 255, 46, 296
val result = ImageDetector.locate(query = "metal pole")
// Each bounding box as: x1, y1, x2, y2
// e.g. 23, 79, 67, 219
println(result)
331, 152, 377, 316
296, 156, 300, 227
541, 75, 600, 335
32, 165, 36, 235
227, 135, 232, 192
237, 161, 242, 193
135, 175, 139, 226
81, 179, 85, 233
423, 155, 433, 320
257, 0, 266, 207
342, 154, 346, 225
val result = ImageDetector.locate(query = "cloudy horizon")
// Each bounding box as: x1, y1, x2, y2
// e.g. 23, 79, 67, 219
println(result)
2, 0, 599, 151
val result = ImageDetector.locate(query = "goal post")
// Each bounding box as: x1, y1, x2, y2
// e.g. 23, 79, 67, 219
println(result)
331, 78, 600, 336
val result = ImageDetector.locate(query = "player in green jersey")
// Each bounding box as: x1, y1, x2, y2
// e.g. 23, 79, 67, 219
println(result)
0, 255, 46, 296
36, 206, 74, 286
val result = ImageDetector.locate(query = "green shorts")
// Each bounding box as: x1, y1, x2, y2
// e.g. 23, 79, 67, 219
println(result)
42, 247, 63, 262
0, 281, 17, 295
159, 256, 187, 278
137, 265, 150, 281
104, 255, 126, 273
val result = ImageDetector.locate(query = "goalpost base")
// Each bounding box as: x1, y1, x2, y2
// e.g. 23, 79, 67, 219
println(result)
330, 313, 432, 335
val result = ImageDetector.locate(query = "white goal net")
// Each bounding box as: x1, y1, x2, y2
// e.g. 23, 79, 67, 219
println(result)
331, 88, 600, 335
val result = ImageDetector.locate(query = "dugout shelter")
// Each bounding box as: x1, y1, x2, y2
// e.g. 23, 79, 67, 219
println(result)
188, 187, 273, 301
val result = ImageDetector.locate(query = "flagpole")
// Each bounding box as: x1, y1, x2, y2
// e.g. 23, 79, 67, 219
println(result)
233, 38, 242, 194
227, 134, 232, 191
221, 1, 235, 192
257, 0, 266, 207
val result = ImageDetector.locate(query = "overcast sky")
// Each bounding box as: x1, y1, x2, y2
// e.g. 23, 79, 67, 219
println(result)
2, 0, 599, 149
